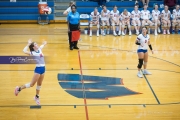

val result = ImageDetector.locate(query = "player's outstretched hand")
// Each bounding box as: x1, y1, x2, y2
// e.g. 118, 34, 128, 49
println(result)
42, 41, 47, 45
28, 39, 32, 45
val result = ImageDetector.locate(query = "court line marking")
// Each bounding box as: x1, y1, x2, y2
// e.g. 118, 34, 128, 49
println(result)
0, 69, 179, 74
142, 70, 160, 104
0, 102, 180, 108
78, 50, 89, 120
149, 55, 180, 67
0, 42, 179, 52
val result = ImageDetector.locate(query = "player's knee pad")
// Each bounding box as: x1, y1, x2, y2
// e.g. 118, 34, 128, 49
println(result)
137, 59, 143, 69
172, 23, 176, 27
112, 23, 115, 26
128, 24, 131, 29
154, 23, 157, 26
36, 86, 41, 90
102, 23, 105, 26
133, 23, 137, 27
144, 62, 147, 65
122, 24, 125, 28
168, 24, 171, 27
25, 83, 31, 88
97, 24, 100, 28
138, 22, 141, 26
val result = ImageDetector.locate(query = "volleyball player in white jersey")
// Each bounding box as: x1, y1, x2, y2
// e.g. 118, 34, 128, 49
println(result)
172, 5, 180, 34
152, 4, 161, 35
135, 27, 154, 78
141, 4, 153, 34
89, 7, 100, 37
121, 9, 132, 36
63, 1, 75, 15
14, 39, 47, 105
101, 5, 110, 36
131, 5, 141, 35
161, 5, 171, 34
110, 5, 120, 36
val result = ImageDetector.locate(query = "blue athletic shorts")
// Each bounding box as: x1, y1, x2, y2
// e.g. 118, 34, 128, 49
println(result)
34, 66, 45, 74
137, 49, 148, 53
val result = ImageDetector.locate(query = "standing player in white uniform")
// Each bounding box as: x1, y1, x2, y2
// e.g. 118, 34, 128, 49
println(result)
135, 27, 154, 78
172, 5, 180, 34
101, 5, 110, 36
131, 5, 141, 35
63, 1, 75, 15
152, 4, 161, 35
121, 9, 132, 36
110, 5, 120, 36
161, 5, 171, 34
89, 7, 100, 37
14, 39, 47, 105
141, 4, 153, 34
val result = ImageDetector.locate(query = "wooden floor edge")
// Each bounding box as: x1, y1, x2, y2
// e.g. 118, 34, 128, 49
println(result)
0, 20, 67, 24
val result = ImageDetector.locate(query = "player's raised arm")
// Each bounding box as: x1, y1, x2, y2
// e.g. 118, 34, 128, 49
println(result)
40, 41, 47, 49
23, 39, 32, 55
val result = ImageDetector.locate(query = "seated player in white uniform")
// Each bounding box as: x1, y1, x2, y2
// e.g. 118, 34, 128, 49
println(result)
161, 5, 171, 34
121, 9, 132, 36
101, 5, 110, 36
172, 5, 180, 34
110, 5, 120, 36
89, 8, 100, 37
141, 4, 153, 34
151, 4, 161, 35
131, 5, 141, 35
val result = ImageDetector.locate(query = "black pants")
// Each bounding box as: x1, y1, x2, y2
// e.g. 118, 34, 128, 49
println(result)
68, 23, 79, 48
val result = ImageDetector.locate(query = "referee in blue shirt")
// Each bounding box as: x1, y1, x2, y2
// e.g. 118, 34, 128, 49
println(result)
67, 5, 80, 50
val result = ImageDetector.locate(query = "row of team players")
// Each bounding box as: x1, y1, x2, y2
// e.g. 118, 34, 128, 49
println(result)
89, 4, 180, 37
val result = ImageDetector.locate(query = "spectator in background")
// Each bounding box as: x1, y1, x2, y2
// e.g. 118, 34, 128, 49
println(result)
164, 0, 176, 12
141, 0, 149, 7
98, 0, 106, 7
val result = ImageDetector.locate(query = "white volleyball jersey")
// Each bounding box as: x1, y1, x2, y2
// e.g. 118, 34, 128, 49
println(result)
152, 10, 160, 20
66, 7, 71, 13
136, 34, 150, 50
173, 9, 180, 19
121, 12, 131, 20
31, 48, 45, 67
101, 10, 110, 20
110, 10, 119, 21
141, 10, 150, 20
90, 12, 100, 21
131, 10, 141, 20
161, 10, 171, 20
